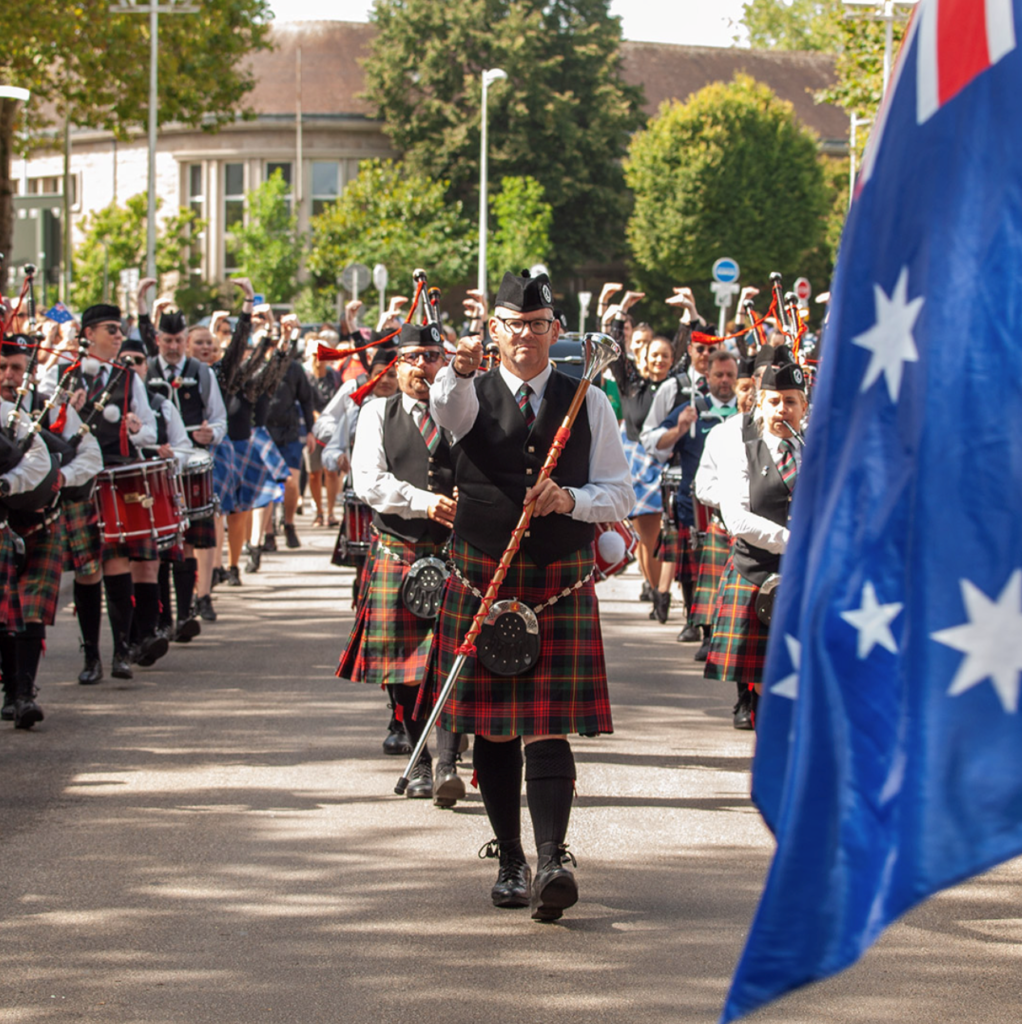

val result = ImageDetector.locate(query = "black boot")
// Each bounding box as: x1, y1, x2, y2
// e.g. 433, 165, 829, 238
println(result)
12, 627, 44, 730
74, 579, 104, 684
382, 685, 411, 755
433, 727, 466, 809
1, 632, 16, 719
531, 843, 579, 922
395, 685, 431, 798
694, 626, 712, 661
104, 574, 135, 680
479, 838, 532, 908
733, 685, 755, 730
650, 589, 671, 624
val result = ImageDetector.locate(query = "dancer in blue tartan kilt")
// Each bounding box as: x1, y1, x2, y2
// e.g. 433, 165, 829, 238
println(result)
337, 324, 464, 807
425, 270, 632, 922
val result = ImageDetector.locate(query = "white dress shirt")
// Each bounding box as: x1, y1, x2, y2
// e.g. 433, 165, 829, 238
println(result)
158, 356, 228, 446
0, 402, 55, 495
429, 362, 633, 524
53, 404, 103, 490
351, 392, 438, 519
313, 376, 360, 446
639, 370, 705, 445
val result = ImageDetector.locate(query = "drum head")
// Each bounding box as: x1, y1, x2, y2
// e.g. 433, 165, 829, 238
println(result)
401, 556, 448, 620
477, 599, 541, 677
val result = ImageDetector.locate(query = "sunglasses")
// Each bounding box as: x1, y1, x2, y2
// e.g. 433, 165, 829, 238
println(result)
122, 356, 147, 367
692, 343, 720, 354
399, 351, 443, 365
97, 323, 123, 336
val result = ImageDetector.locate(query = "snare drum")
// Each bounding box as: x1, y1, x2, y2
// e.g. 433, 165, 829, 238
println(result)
691, 486, 712, 553
331, 489, 373, 567
179, 451, 216, 520
660, 466, 684, 526
95, 458, 184, 547
593, 520, 639, 581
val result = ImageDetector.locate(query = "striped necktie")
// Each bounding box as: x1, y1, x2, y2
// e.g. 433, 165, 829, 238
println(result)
516, 382, 536, 428
415, 402, 439, 454
777, 438, 799, 490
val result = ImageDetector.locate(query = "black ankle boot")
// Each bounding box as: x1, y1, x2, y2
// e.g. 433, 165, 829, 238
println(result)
531, 842, 578, 922
479, 839, 532, 908
649, 589, 671, 624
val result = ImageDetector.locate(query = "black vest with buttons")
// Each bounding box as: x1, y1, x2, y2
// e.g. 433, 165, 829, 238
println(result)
147, 356, 207, 439
145, 387, 171, 448
373, 394, 454, 545
731, 413, 793, 586
86, 369, 133, 465
452, 368, 593, 567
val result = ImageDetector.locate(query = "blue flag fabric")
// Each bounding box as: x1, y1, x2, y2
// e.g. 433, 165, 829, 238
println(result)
723, 1, 1022, 1020
43, 302, 74, 324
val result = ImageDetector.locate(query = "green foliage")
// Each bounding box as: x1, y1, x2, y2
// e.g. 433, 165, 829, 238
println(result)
305, 159, 475, 311
71, 194, 200, 310
362, 0, 644, 272
738, 0, 843, 51
624, 75, 830, 318
488, 176, 553, 291
227, 171, 302, 306
293, 284, 339, 324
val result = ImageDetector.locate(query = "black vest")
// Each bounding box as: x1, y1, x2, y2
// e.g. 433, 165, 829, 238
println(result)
373, 394, 454, 545
452, 369, 593, 567
148, 356, 207, 435
145, 387, 171, 448
731, 413, 793, 586
87, 368, 133, 465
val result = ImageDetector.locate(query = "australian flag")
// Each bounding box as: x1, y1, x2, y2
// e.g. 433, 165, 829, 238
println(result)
723, 0, 1022, 1020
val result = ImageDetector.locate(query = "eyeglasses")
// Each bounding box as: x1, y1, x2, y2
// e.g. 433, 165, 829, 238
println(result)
97, 323, 123, 336
122, 356, 147, 367
692, 343, 721, 354
496, 316, 555, 336
399, 351, 443, 365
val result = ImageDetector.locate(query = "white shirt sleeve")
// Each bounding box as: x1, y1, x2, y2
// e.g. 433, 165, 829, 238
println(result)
128, 374, 158, 448
350, 400, 433, 518
314, 378, 356, 442
164, 400, 193, 453
565, 386, 635, 523
695, 418, 735, 509
322, 412, 348, 473
639, 377, 679, 461
203, 370, 228, 446
429, 364, 479, 441
58, 405, 103, 489
0, 407, 52, 495
718, 425, 789, 553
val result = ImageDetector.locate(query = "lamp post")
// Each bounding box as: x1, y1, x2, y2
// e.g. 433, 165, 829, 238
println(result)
842, 0, 918, 98
0, 87, 30, 293
110, 1, 197, 300
477, 68, 506, 300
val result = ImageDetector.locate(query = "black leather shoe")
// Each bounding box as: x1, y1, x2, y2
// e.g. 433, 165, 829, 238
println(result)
677, 622, 701, 642
639, 580, 653, 603
173, 618, 201, 643
405, 756, 433, 799
134, 633, 170, 668
78, 656, 104, 685
111, 649, 134, 680
284, 524, 301, 549
650, 590, 671, 624
733, 702, 754, 731
1, 699, 14, 721
694, 635, 711, 661
262, 533, 278, 553
531, 844, 579, 922
433, 764, 466, 808
211, 566, 226, 589
479, 840, 532, 908
227, 565, 242, 587
382, 721, 411, 756
196, 595, 217, 622
13, 697, 44, 730
244, 546, 262, 573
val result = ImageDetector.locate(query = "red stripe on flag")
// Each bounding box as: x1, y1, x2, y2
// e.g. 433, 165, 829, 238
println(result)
937, 0, 992, 106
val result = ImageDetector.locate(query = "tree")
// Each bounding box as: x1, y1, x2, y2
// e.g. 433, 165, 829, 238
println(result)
362, 0, 644, 273
0, 0, 272, 281
305, 160, 475, 316
71, 194, 200, 310
488, 176, 553, 292
623, 75, 830, 319
738, 0, 843, 51
227, 171, 302, 306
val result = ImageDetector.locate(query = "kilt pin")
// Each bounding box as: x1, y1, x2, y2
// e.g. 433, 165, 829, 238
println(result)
690, 519, 731, 627
337, 534, 445, 688
418, 536, 612, 738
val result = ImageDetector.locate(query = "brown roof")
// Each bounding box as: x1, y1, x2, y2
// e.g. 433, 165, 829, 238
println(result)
246, 22, 848, 146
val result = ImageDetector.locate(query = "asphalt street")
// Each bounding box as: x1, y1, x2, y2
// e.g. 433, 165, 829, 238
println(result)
1, 519, 1019, 1023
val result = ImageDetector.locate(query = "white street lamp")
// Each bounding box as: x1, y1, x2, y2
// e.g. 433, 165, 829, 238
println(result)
477, 68, 507, 301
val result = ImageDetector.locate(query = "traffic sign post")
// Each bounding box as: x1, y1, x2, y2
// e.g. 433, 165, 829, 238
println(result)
373, 263, 388, 318
710, 280, 741, 336
712, 257, 740, 284
794, 277, 812, 308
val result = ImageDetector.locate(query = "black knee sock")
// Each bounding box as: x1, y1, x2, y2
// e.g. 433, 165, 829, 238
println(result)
680, 573, 695, 615
385, 684, 402, 730
103, 573, 135, 652
15, 624, 44, 698
435, 727, 463, 770
0, 632, 16, 704
174, 558, 197, 621
524, 739, 576, 855
158, 561, 173, 630
133, 581, 160, 639
394, 685, 428, 758
74, 579, 103, 656
473, 736, 523, 843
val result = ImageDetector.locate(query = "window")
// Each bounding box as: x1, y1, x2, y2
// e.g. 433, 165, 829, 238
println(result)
24, 175, 77, 205
187, 163, 205, 280
311, 161, 339, 217
265, 161, 293, 214
224, 162, 245, 273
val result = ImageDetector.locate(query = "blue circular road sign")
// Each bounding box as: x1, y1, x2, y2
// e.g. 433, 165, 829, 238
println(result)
712, 257, 740, 284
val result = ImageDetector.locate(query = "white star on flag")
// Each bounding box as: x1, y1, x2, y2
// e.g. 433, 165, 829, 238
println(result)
841, 581, 903, 659
771, 635, 801, 700
931, 570, 1022, 714
851, 266, 923, 403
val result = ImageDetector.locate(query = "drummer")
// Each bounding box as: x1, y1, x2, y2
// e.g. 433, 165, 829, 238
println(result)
38, 304, 158, 683
136, 283, 227, 634
0, 335, 100, 726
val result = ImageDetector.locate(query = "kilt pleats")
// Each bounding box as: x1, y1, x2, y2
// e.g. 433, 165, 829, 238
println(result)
18, 523, 64, 625
690, 520, 731, 626
703, 558, 769, 686
61, 498, 103, 576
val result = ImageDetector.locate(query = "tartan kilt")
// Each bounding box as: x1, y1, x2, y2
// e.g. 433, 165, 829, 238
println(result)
337, 534, 442, 688
60, 498, 104, 576
703, 558, 769, 687
17, 520, 64, 625
657, 524, 697, 579
184, 514, 217, 549
690, 520, 731, 626
622, 429, 663, 517
417, 536, 613, 738
212, 441, 241, 516
101, 531, 159, 562
0, 527, 23, 632
231, 427, 289, 513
